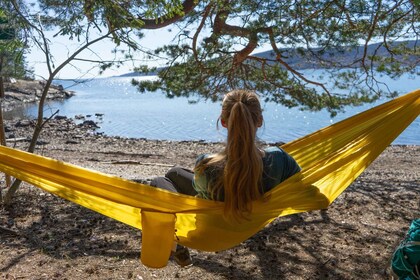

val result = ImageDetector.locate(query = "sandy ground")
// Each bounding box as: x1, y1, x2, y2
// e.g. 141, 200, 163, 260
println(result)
0, 117, 419, 280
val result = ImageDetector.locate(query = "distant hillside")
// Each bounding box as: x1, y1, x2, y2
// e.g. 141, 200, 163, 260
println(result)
118, 40, 418, 77
118, 67, 165, 77
254, 40, 418, 70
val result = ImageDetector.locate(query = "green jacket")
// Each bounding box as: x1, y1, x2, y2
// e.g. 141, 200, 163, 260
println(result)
193, 146, 301, 200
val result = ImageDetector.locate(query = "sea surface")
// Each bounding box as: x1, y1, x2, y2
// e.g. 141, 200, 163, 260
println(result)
6, 70, 420, 145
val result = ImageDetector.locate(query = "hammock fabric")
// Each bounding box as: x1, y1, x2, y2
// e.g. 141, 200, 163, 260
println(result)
0, 89, 419, 268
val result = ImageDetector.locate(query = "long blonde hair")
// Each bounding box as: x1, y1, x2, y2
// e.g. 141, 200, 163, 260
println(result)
195, 89, 264, 220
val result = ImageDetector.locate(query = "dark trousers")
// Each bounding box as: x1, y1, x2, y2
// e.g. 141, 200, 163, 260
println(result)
150, 167, 197, 196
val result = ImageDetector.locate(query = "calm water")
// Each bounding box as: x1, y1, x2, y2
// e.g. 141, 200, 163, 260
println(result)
7, 71, 420, 144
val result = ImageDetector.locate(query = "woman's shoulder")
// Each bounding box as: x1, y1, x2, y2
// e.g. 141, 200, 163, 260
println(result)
261, 146, 301, 192
264, 146, 285, 156
263, 146, 300, 166
264, 145, 301, 172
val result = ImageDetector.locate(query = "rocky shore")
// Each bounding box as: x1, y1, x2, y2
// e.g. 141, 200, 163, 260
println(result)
0, 82, 419, 279
2, 79, 74, 112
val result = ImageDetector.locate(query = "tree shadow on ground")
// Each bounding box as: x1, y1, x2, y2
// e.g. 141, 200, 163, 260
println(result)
188, 176, 418, 279
1, 174, 418, 279
0, 186, 140, 273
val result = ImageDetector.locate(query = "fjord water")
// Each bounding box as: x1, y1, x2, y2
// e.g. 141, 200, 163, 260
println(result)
11, 71, 420, 144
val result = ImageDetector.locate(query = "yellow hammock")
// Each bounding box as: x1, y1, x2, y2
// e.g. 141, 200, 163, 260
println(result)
0, 89, 419, 268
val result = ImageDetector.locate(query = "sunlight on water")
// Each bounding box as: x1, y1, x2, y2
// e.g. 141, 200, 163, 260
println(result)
13, 72, 420, 145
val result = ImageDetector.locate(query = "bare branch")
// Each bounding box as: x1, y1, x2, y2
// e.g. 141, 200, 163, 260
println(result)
192, 4, 213, 69
265, 29, 332, 97
361, 0, 382, 68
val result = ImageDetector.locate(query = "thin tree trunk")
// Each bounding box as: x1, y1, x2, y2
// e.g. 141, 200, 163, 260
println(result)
0, 75, 3, 202
0, 58, 12, 203
3, 77, 53, 205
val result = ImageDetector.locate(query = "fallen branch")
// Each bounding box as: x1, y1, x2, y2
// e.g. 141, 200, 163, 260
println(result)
6, 137, 28, 143
103, 160, 174, 167
338, 225, 358, 231
0, 225, 20, 236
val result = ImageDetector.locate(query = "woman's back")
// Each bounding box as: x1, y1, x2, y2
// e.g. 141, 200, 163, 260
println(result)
193, 146, 301, 201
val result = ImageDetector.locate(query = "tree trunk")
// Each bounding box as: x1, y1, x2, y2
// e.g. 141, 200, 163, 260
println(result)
0, 75, 3, 202
0, 58, 12, 203
3, 77, 53, 205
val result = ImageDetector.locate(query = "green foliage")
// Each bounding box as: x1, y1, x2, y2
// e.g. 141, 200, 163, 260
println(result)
128, 0, 419, 115
0, 4, 30, 79
36, 0, 189, 45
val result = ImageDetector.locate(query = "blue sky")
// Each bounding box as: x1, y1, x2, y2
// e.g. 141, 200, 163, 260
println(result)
26, 28, 177, 80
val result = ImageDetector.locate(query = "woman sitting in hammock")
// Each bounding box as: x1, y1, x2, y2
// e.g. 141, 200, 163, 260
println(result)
151, 89, 301, 266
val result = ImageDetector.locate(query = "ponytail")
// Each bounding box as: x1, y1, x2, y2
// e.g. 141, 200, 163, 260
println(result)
195, 90, 264, 221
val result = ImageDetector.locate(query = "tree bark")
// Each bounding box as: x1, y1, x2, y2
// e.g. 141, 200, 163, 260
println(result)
138, 0, 198, 30
0, 56, 12, 203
